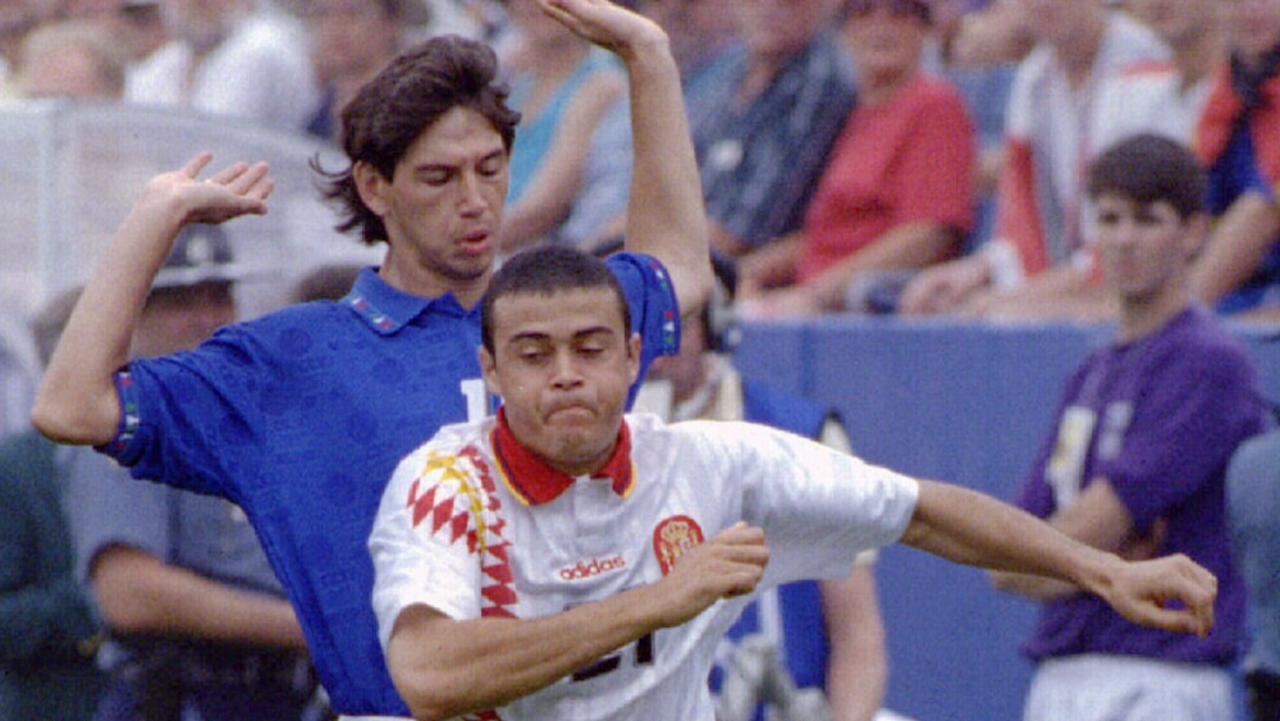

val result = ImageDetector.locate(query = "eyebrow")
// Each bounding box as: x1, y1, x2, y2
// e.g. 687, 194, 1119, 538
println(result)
415, 149, 506, 173
507, 326, 617, 344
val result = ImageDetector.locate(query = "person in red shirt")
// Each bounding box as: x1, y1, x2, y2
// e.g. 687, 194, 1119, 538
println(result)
738, 0, 975, 316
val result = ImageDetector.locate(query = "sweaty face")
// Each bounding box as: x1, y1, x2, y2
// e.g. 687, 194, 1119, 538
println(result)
359, 106, 509, 302
1094, 195, 1198, 304
481, 288, 640, 477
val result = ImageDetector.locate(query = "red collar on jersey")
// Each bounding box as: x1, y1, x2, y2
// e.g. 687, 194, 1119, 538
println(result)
490, 407, 635, 506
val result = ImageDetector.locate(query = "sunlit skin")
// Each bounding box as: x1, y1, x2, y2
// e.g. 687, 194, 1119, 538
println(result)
480, 287, 641, 477
1094, 194, 1203, 321
1019, 0, 1103, 49
355, 106, 510, 307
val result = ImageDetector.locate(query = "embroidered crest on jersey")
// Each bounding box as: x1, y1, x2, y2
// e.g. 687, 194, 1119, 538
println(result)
653, 515, 705, 576
404, 447, 518, 619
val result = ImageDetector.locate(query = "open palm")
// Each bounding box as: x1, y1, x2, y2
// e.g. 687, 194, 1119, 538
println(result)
535, 0, 666, 55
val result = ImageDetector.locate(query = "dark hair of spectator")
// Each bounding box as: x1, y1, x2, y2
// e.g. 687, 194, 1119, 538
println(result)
312, 35, 521, 245
1087, 134, 1207, 219
481, 245, 631, 356
292, 263, 364, 304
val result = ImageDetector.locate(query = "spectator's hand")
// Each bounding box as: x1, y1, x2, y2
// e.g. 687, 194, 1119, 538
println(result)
1098, 554, 1217, 638
651, 522, 768, 628
143, 152, 273, 226
899, 255, 991, 316
536, 0, 667, 57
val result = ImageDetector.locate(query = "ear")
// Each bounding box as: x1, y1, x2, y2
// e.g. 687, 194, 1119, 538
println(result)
353, 161, 391, 218
479, 346, 502, 396
1183, 213, 1210, 260
626, 333, 642, 386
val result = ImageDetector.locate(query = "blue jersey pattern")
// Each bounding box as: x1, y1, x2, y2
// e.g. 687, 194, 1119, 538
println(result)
100, 254, 679, 715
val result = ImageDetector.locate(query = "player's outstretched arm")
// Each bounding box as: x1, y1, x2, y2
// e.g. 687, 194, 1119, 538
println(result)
385, 523, 768, 721
900, 480, 1216, 638
32, 154, 272, 446
537, 0, 712, 320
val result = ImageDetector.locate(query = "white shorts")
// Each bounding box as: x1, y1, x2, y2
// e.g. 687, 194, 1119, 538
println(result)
1024, 654, 1232, 721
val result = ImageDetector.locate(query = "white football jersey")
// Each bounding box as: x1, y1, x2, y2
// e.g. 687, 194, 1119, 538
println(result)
370, 413, 919, 721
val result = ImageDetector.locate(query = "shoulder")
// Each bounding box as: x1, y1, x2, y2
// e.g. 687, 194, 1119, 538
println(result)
902, 75, 972, 122
1146, 310, 1258, 383
1106, 11, 1170, 63
390, 420, 494, 487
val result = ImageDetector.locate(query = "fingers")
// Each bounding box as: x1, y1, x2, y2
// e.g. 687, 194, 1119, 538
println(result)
225, 161, 270, 195
180, 152, 214, 178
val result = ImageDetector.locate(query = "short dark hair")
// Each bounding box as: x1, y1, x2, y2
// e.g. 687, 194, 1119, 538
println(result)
1087, 134, 1207, 219
481, 245, 632, 355
312, 35, 521, 245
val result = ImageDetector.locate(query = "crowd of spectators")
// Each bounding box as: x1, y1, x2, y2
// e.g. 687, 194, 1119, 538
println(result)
2, 1, 1279, 720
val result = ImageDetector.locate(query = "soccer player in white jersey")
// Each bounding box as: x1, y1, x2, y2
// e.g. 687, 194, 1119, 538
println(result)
370, 246, 1220, 721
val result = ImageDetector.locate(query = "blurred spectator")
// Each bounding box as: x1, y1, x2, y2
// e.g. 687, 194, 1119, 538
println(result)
64, 226, 315, 721
125, 0, 319, 131
1192, 0, 1280, 318
962, 0, 1223, 322
635, 259, 888, 721
15, 19, 127, 98
0, 2, 37, 97
60, 0, 168, 62
737, 0, 976, 317
0, 289, 107, 721
1228, 427, 1280, 721
900, 0, 1167, 318
494, 0, 623, 251
290, 262, 362, 304
303, 0, 426, 142
991, 135, 1270, 721
554, 0, 740, 251
944, 0, 1034, 69
694, 0, 855, 259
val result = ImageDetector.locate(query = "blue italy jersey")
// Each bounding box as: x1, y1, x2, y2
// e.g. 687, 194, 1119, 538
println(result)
99, 254, 680, 715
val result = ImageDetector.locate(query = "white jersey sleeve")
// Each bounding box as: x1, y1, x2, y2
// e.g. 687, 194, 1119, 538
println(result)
676, 420, 919, 588
370, 435, 489, 651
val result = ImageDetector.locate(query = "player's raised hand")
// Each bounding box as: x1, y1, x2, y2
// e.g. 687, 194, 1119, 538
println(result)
652, 522, 769, 629
143, 152, 273, 226
1099, 554, 1217, 638
535, 0, 667, 58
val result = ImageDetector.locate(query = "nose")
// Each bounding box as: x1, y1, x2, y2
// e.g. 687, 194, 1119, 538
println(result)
458, 170, 486, 217
550, 349, 585, 390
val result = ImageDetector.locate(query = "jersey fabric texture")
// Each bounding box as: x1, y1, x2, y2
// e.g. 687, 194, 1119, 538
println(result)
370, 412, 918, 721
96, 254, 680, 716
1016, 307, 1270, 666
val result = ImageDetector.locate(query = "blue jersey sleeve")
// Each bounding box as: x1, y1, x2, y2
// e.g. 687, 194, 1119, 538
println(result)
605, 252, 681, 400
97, 319, 284, 505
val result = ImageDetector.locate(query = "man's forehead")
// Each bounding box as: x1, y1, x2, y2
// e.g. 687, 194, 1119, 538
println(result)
492, 288, 626, 339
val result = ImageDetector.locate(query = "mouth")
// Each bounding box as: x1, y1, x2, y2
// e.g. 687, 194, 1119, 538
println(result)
546, 403, 596, 422
458, 230, 492, 256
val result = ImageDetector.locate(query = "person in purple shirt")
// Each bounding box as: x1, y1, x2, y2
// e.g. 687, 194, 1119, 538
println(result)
992, 134, 1273, 721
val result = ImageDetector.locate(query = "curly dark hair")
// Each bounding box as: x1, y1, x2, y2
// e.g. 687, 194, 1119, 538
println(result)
312, 34, 521, 245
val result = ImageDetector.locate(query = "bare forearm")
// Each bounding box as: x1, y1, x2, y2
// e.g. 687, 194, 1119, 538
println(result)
989, 570, 1079, 602
902, 480, 1121, 595
822, 573, 886, 721
94, 550, 305, 650
621, 35, 712, 316
389, 585, 664, 721
33, 195, 187, 445
1193, 193, 1280, 304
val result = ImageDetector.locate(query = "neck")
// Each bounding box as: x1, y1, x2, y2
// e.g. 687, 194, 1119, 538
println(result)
1056, 10, 1106, 89
378, 249, 491, 309
741, 49, 791, 103
1118, 284, 1191, 343
861, 66, 917, 107
1174, 28, 1224, 89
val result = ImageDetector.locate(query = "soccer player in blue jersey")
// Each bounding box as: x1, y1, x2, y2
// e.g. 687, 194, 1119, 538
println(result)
31, 0, 711, 718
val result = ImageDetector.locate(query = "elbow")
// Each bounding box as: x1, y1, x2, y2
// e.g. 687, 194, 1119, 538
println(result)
31, 380, 118, 446
395, 670, 468, 721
